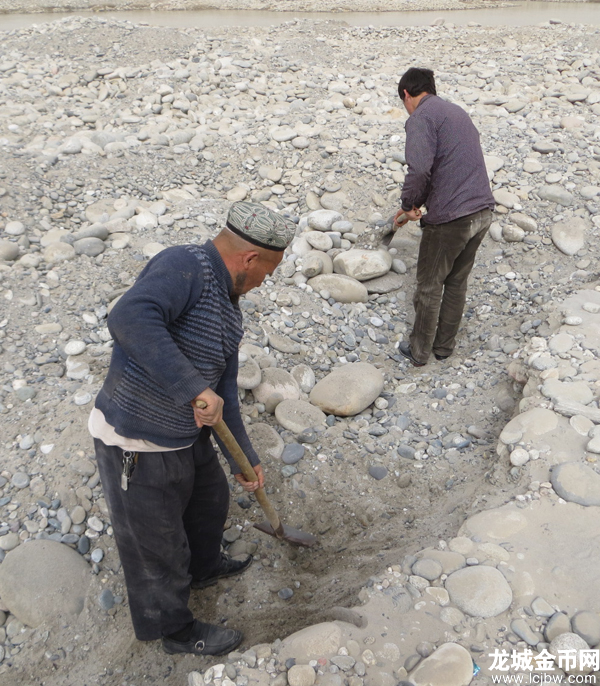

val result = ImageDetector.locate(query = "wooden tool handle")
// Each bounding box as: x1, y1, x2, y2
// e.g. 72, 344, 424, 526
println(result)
195, 400, 283, 536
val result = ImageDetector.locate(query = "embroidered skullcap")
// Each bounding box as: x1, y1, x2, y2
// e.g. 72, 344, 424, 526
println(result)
226, 202, 296, 252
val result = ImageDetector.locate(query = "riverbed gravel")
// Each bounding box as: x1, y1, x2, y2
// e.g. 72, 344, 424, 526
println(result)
0, 8, 599, 686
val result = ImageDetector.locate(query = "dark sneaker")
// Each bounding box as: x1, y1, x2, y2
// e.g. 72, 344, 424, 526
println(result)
398, 341, 426, 367
434, 353, 450, 361
191, 553, 252, 590
162, 620, 242, 656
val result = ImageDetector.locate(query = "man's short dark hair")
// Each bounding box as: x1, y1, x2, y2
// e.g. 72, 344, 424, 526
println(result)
398, 67, 436, 101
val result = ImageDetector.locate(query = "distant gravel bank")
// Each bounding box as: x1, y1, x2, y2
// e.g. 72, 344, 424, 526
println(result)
2, 0, 582, 18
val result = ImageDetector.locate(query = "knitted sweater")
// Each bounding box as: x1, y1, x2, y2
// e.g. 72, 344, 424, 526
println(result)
95, 240, 259, 472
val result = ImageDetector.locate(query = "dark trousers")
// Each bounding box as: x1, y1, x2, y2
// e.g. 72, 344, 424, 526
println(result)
409, 208, 492, 364
94, 435, 229, 641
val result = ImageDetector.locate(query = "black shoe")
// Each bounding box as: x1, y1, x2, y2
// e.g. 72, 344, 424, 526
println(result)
162, 620, 242, 656
191, 553, 252, 590
398, 341, 426, 367
434, 353, 450, 361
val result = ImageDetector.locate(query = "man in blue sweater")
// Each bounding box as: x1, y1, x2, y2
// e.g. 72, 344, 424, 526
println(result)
394, 67, 495, 367
89, 202, 296, 656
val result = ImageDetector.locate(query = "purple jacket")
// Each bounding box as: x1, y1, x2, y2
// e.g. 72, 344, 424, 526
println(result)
401, 94, 495, 225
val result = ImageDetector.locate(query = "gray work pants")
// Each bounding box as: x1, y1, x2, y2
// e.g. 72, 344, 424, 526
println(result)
409, 208, 492, 364
94, 434, 229, 641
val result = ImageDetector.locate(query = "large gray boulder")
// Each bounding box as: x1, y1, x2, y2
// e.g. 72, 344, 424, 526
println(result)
307, 274, 368, 303
0, 240, 19, 261
445, 565, 512, 618
274, 399, 327, 433
333, 249, 392, 282
246, 423, 285, 460
237, 358, 262, 390
538, 185, 574, 206
278, 622, 343, 662
309, 362, 384, 416
252, 368, 300, 405
408, 642, 474, 686
0, 540, 90, 627
307, 210, 343, 232
551, 218, 587, 256
550, 462, 600, 507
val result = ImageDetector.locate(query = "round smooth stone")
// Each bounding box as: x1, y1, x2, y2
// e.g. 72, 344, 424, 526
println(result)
0, 240, 19, 261
87, 516, 104, 532
70, 506, 86, 525
281, 465, 297, 478
368, 465, 388, 480
297, 428, 317, 444
223, 527, 241, 543
510, 448, 530, 467
412, 558, 443, 581
549, 633, 591, 675
278, 587, 294, 600
570, 415, 594, 436
43, 242, 76, 263
73, 391, 93, 406
282, 443, 305, 465
77, 536, 90, 555
0, 533, 20, 551
64, 340, 86, 356
12, 472, 30, 489
19, 435, 35, 450
5, 221, 25, 236
73, 237, 105, 257
292, 137, 310, 149
445, 566, 512, 617
15, 387, 36, 402
98, 588, 115, 611
571, 611, 600, 647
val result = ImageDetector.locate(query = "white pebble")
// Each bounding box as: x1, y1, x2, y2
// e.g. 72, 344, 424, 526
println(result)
64, 340, 87, 356
510, 447, 530, 467
88, 516, 104, 532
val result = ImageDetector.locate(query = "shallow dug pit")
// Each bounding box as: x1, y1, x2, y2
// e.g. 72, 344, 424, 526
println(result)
3, 396, 514, 686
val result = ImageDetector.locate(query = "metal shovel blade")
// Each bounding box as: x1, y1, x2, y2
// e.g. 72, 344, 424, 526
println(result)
380, 228, 396, 247
379, 212, 407, 247
254, 520, 318, 547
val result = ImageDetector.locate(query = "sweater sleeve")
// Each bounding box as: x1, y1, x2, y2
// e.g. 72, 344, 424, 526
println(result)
212, 353, 260, 475
401, 113, 438, 212
107, 247, 210, 406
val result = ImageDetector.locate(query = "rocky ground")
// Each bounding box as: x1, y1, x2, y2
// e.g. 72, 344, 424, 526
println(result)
0, 9, 599, 686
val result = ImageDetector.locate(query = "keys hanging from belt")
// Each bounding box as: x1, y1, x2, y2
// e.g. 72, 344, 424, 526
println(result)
121, 450, 138, 491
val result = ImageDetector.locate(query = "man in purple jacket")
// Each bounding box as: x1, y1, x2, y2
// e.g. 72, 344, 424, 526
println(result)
394, 67, 495, 367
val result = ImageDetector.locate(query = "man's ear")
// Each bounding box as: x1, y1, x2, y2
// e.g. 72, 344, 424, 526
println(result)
240, 250, 260, 271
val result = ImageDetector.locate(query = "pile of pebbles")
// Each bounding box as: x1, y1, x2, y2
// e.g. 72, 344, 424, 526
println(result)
0, 12, 599, 685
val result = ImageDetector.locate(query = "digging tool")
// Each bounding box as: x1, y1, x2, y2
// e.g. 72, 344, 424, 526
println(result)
380, 211, 408, 247
195, 400, 317, 547
380, 208, 424, 247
